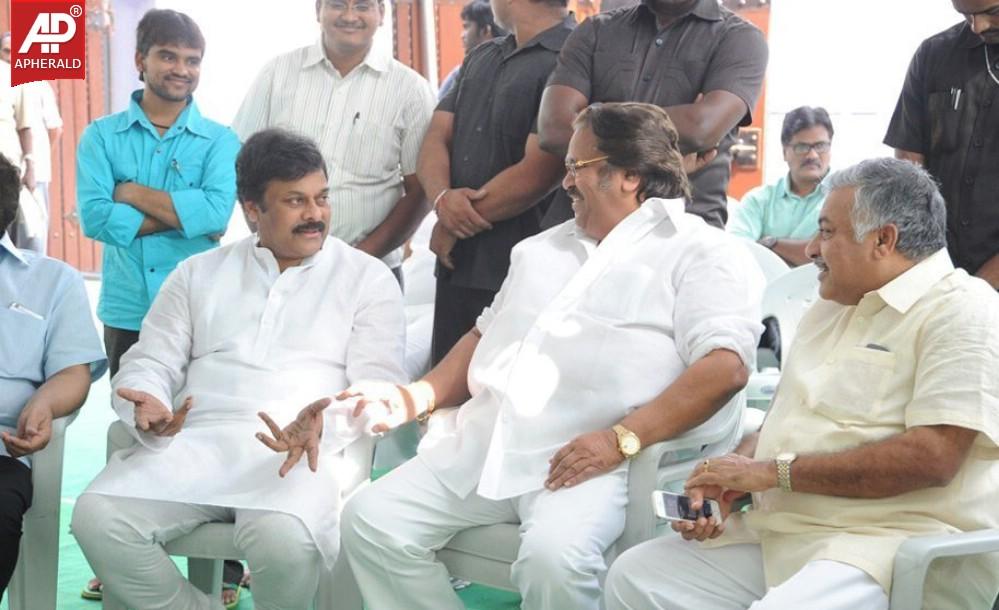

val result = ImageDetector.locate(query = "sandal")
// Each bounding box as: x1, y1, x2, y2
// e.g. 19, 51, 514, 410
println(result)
80, 579, 103, 600
222, 582, 241, 610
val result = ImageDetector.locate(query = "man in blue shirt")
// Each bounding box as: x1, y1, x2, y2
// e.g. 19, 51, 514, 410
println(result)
77, 8, 239, 378
0, 153, 107, 597
729, 106, 833, 267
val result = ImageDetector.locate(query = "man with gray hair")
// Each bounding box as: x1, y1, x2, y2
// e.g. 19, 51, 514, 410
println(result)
604, 157, 999, 610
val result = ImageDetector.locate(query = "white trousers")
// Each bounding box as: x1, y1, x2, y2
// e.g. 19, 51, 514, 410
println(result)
341, 456, 628, 610
71, 493, 323, 610
605, 533, 888, 610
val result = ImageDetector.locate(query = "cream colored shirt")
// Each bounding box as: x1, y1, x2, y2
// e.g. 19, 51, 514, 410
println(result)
419, 198, 764, 500
231, 41, 435, 269
716, 249, 999, 609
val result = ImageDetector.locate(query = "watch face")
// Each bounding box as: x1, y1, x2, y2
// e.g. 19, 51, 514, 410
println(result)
621, 436, 640, 455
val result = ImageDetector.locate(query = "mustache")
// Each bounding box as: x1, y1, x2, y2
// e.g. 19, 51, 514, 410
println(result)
334, 20, 365, 28
293, 221, 327, 234
801, 160, 822, 168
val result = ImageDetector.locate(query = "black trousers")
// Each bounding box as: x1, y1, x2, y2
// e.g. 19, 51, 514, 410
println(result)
103, 326, 141, 379
0, 456, 33, 596
430, 279, 498, 366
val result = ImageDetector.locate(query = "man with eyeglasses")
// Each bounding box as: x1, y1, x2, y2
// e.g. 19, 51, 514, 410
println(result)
730, 106, 833, 267
885, 0, 999, 289
233, 0, 435, 286
340, 102, 763, 610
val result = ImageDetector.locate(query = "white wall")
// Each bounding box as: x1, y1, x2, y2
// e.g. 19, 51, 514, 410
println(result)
763, 1, 961, 182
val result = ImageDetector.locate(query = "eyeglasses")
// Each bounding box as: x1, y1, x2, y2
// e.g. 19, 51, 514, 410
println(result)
325, 0, 376, 13
789, 141, 831, 155
565, 155, 609, 178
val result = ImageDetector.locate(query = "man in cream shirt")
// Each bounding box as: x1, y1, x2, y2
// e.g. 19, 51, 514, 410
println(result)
232, 0, 434, 280
338, 102, 763, 610
71, 129, 406, 610
605, 157, 999, 610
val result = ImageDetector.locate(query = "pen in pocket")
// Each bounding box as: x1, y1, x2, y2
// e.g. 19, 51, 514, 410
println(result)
8, 302, 44, 320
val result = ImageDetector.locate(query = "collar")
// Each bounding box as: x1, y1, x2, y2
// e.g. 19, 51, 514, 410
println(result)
518, 14, 577, 53
118, 90, 207, 137
566, 196, 685, 242
638, 0, 721, 23
0, 231, 28, 265
867, 249, 954, 315
959, 21, 986, 49
307, 37, 391, 73
779, 172, 829, 199
250, 235, 329, 275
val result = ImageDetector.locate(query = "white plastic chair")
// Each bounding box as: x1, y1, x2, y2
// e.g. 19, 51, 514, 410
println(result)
7, 412, 77, 610
742, 239, 791, 285
890, 529, 999, 609
746, 265, 820, 410
424, 393, 747, 595
101, 421, 372, 610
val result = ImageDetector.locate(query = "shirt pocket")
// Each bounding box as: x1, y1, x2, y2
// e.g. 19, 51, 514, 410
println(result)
928, 90, 963, 155
810, 346, 897, 424
592, 51, 638, 101
0, 306, 47, 379
168, 159, 205, 190
343, 118, 398, 179
112, 160, 139, 184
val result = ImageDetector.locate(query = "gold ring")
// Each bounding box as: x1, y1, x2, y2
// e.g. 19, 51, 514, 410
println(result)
704, 459, 710, 472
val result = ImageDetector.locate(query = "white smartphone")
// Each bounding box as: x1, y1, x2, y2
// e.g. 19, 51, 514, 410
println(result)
652, 491, 721, 525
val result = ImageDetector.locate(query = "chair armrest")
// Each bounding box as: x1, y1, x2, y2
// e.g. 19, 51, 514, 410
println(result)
29, 411, 78, 488
619, 440, 672, 552
890, 529, 999, 609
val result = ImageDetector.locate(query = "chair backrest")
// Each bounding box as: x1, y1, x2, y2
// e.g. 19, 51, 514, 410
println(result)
106, 421, 375, 499
760, 264, 820, 367
742, 239, 791, 284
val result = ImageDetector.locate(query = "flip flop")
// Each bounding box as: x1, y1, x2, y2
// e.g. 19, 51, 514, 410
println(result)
223, 582, 241, 610
80, 580, 103, 600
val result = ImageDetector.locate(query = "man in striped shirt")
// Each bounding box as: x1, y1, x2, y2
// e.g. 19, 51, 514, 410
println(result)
233, 0, 436, 282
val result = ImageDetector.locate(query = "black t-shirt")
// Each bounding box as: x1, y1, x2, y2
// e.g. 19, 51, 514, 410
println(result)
884, 22, 999, 275
542, 0, 768, 229
437, 16, 576, 292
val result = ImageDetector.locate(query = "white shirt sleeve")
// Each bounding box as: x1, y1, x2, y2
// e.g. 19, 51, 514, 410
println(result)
344, 263, 407, 385
111, 263, 195, 451
672, 235, 764, 369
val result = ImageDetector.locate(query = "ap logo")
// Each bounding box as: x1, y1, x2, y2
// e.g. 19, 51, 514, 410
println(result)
19, 10, 80, 54
10, 1, 87, 86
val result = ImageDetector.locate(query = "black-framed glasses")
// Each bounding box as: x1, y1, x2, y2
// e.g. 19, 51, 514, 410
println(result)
789, 141, 831, 155
565, 155, 609, 177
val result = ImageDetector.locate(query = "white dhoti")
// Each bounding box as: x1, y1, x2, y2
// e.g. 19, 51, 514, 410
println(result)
341, 457, 628, 610
604, 534, 888, 610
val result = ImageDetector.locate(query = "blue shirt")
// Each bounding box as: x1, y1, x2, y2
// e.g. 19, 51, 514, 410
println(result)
0, 233, 108, 464
77, 90, 240, 330
728, 174, 828, 241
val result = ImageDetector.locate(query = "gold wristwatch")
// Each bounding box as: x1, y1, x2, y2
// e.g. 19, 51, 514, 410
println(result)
775, 452, 798, 492
612, 424, 641, 459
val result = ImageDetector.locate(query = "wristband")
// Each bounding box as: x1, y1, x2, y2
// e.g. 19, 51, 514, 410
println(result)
432, 188, 449, 212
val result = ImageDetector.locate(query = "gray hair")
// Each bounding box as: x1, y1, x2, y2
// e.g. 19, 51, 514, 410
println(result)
826, 158, 946, 261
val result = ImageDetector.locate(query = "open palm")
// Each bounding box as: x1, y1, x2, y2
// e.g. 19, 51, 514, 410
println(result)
257, 397, 331, 477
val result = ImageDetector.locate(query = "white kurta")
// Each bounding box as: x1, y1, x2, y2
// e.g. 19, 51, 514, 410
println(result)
85, 236, 406, 566
418, 198, 764, 500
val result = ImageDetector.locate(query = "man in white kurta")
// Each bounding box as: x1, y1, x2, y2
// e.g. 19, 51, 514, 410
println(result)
71, 129, 406, 610
339, 103, 763, 609
605, 158, 999, 610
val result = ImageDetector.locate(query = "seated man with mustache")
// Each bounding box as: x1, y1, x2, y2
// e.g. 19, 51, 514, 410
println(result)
72, 129, 406, 610
339, 102, 764, 610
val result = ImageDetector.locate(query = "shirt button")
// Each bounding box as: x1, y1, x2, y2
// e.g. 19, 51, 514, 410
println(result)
463, 156, 469, 162
985, 99, 994, 108
655, 38, 663, 47
148, 268, 155, 273
974, 137, 984, 147
961, 218, 971, 227
476, 126, 482, 132
964, 176, 975, 185
642, 75, 652, 82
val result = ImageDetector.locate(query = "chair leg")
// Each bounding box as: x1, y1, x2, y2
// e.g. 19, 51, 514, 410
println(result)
188, 557, 224, 595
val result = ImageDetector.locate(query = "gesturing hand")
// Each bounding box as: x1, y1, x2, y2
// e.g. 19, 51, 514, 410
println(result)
256, 397, 331, 477
119, 388, 192, 437
545, 429, 624, 491
436, 188, 491, 238
336, 381, 422, 434
1, 402, 53, 458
